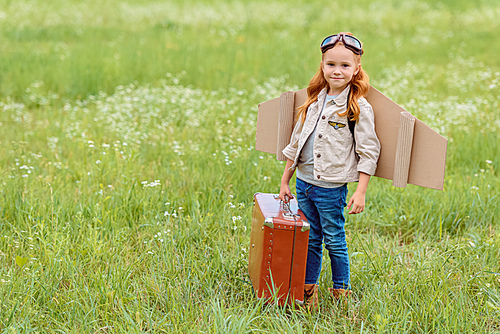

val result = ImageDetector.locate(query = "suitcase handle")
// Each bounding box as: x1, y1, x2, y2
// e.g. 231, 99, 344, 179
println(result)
273, 194, 300, 220
273, 193, 294, 203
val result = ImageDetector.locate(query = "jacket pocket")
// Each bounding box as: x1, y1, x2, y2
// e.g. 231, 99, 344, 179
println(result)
320, 134, 346, 174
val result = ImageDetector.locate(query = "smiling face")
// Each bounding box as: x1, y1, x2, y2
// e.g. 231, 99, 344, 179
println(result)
321, 44, 360, 95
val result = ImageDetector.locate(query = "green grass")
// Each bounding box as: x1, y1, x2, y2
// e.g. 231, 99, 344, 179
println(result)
1, 0, 499, 332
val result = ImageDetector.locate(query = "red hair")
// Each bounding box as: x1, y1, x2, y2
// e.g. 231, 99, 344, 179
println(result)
298, 33, 370, 123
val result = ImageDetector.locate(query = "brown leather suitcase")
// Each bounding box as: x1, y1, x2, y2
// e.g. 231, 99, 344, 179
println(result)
248, 193, 310, 306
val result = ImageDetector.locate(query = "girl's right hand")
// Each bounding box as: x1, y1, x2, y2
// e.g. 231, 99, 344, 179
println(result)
279, 183, 293, 203
279, 159, 295, 203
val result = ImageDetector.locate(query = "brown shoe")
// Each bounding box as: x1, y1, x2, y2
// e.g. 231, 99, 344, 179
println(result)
304, 284, 319, 311
328, 288, 352, 300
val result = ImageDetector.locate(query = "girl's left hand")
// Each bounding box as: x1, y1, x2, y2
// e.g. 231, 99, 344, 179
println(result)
347, 191, 365, 214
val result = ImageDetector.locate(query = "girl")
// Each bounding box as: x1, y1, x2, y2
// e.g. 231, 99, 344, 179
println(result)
279, 33, 380, 309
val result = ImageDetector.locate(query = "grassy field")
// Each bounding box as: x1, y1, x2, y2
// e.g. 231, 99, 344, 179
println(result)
0, 0, 499, 332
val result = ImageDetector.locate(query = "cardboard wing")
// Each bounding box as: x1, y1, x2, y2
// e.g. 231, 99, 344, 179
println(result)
256, 86, 447, 190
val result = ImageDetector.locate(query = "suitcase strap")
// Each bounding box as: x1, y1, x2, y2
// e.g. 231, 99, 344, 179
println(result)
282, 199, 300, 302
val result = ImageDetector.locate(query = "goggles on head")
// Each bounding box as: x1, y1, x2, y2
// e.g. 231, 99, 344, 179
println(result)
320, 34, 363, 55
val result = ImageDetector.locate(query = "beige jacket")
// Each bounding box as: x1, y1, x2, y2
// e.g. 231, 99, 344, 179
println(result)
282, 85, 380, 183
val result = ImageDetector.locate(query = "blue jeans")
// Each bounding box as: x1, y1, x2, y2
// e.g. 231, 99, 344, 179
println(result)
296, 178, 350, 289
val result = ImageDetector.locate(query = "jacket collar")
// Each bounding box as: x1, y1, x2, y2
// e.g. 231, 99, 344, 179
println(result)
317, 85, 351, 106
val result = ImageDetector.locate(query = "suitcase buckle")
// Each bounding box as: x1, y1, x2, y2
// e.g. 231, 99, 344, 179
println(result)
283, 212, 299, 220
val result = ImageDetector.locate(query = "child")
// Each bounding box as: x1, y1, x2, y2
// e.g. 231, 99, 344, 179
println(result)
279, 33, 380, 309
